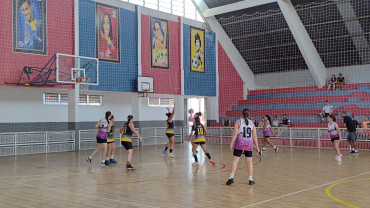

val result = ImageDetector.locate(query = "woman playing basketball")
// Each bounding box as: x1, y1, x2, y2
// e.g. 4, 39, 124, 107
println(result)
328, 115, 342, 161
119, 115, 143, 170
261, 115, 278, 152
86, 111, 113, 166
187, 115, 216, 166
163, 104, 175, 158
106, 115, 117, 164
226, 108, 259, 185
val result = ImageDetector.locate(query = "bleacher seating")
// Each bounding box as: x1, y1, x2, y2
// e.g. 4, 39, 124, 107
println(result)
213, 83, 370, 128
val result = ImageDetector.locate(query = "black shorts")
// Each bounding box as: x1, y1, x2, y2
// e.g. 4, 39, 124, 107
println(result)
194, 142, 205, 145
331, 137, 340, 142
233, 149, 252, 157
107, 139, 115, 144
166, 133, 175, 138
324, 113, 329, 117
96, 137, 107, 143
121, 141, 132, 150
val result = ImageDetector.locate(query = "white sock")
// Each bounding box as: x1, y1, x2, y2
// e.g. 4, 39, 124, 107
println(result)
274, 146, 276, 149
88, 156, 92, 159
262, 147, 266, 150
106, 157, 110, 161
229, 173, 234, 179
249, 176, 253, 181
110, 155, 114, 159
101, 160, 105, 163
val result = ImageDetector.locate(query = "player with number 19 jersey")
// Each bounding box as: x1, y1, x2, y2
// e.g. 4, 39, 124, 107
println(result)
234, 118, 254, 151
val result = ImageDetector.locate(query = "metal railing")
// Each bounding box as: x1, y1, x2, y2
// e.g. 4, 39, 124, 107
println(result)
0, 131, 75, 156
206, 127, 370, 150
1, 126, 368, 156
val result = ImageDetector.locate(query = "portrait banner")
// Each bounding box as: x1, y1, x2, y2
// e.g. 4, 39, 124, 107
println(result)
96, 3, 120, 63
150, 17, 169, 69
13, 0, 47, 55
190, 27, 205, 73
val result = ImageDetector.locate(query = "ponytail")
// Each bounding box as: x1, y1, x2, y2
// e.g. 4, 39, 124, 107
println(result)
243, 108, 250, 125
105, 111, 111, 124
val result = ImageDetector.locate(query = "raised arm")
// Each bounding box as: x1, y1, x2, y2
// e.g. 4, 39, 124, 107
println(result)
129, 123, 142, 142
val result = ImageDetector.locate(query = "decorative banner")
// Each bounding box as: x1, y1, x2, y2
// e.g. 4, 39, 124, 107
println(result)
150, 17, 169, 69
190, 27, 205, 73
13, 0, 47, 55
96, 3, 120, 63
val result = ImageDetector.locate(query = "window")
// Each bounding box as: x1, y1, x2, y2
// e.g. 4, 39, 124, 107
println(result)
123, 0, 204, 22
43, 93, 103, 106
148, 97, 174, 107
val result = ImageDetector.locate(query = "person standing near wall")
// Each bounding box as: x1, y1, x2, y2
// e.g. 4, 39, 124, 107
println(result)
222, 115, 230, 127
106, 115, 117, 165
119, 115, 143, 170
86, 111, 113, 166
342, 112, 358, 154
163, 104, 175, 158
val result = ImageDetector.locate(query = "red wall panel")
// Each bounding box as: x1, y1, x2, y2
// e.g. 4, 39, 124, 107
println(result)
141, 15, 181, 95
0, 1, 74, 88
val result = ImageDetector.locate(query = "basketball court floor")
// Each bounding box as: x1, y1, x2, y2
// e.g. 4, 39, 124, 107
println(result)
0, 143, 369, 208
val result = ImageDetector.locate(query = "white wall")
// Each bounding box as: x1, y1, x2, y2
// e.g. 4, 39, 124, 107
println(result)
0, 86, 135, 123
255, 70, 316, 89
254, 64, 370, 89
326, 64, 370, 84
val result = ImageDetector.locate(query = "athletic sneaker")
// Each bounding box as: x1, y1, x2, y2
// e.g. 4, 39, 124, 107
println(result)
209, 159, 216, 165
275, 146, 279, 153
335, 156, 342, 162
350, 150, 356, 154
192, 162, 200, 166
101, 162, 107, 167
249, 180, 255, 185
126, 164, 135, 170
105, 160, 112, 165
86, 158, 91, 164
162, 150, 168, 155
168, 153, 174, 158
226, 178, 234, 185
110, 159, 117, 163
258, 150, 263, 156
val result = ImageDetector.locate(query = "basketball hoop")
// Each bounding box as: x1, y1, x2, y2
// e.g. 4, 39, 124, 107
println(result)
76, 77, 83, 83
79, 77, 90, 91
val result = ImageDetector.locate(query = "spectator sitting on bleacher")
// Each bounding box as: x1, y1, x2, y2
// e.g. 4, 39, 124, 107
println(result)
362, 116, 370, 139
277, 114, 290, 137
361, 116, 369, 128
327, 74, 337, 91
319, 101, 334, 123
271, 116, 280, 136
222, 115, 230, 127
336, 73, 345, 90
352, 116, 359, 129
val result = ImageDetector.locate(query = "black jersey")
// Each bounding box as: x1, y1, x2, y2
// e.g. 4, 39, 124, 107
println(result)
167, 120, 174, 129
192, 124, 206, 142
122, 123, 133, 137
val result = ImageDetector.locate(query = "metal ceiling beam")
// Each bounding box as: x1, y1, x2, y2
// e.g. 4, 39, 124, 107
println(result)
202, 0, 277, 18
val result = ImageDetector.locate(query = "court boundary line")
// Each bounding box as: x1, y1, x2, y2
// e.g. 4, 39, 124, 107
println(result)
14, 181, 160, 208
325, 178, 370, 208
241, 171, 370, 208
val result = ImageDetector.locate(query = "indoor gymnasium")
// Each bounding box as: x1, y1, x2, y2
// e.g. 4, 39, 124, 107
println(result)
1, 0, 370, 207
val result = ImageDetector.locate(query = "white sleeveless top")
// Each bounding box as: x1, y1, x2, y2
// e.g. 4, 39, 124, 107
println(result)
234, 118, 254, 151
328, 122, 339, 139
